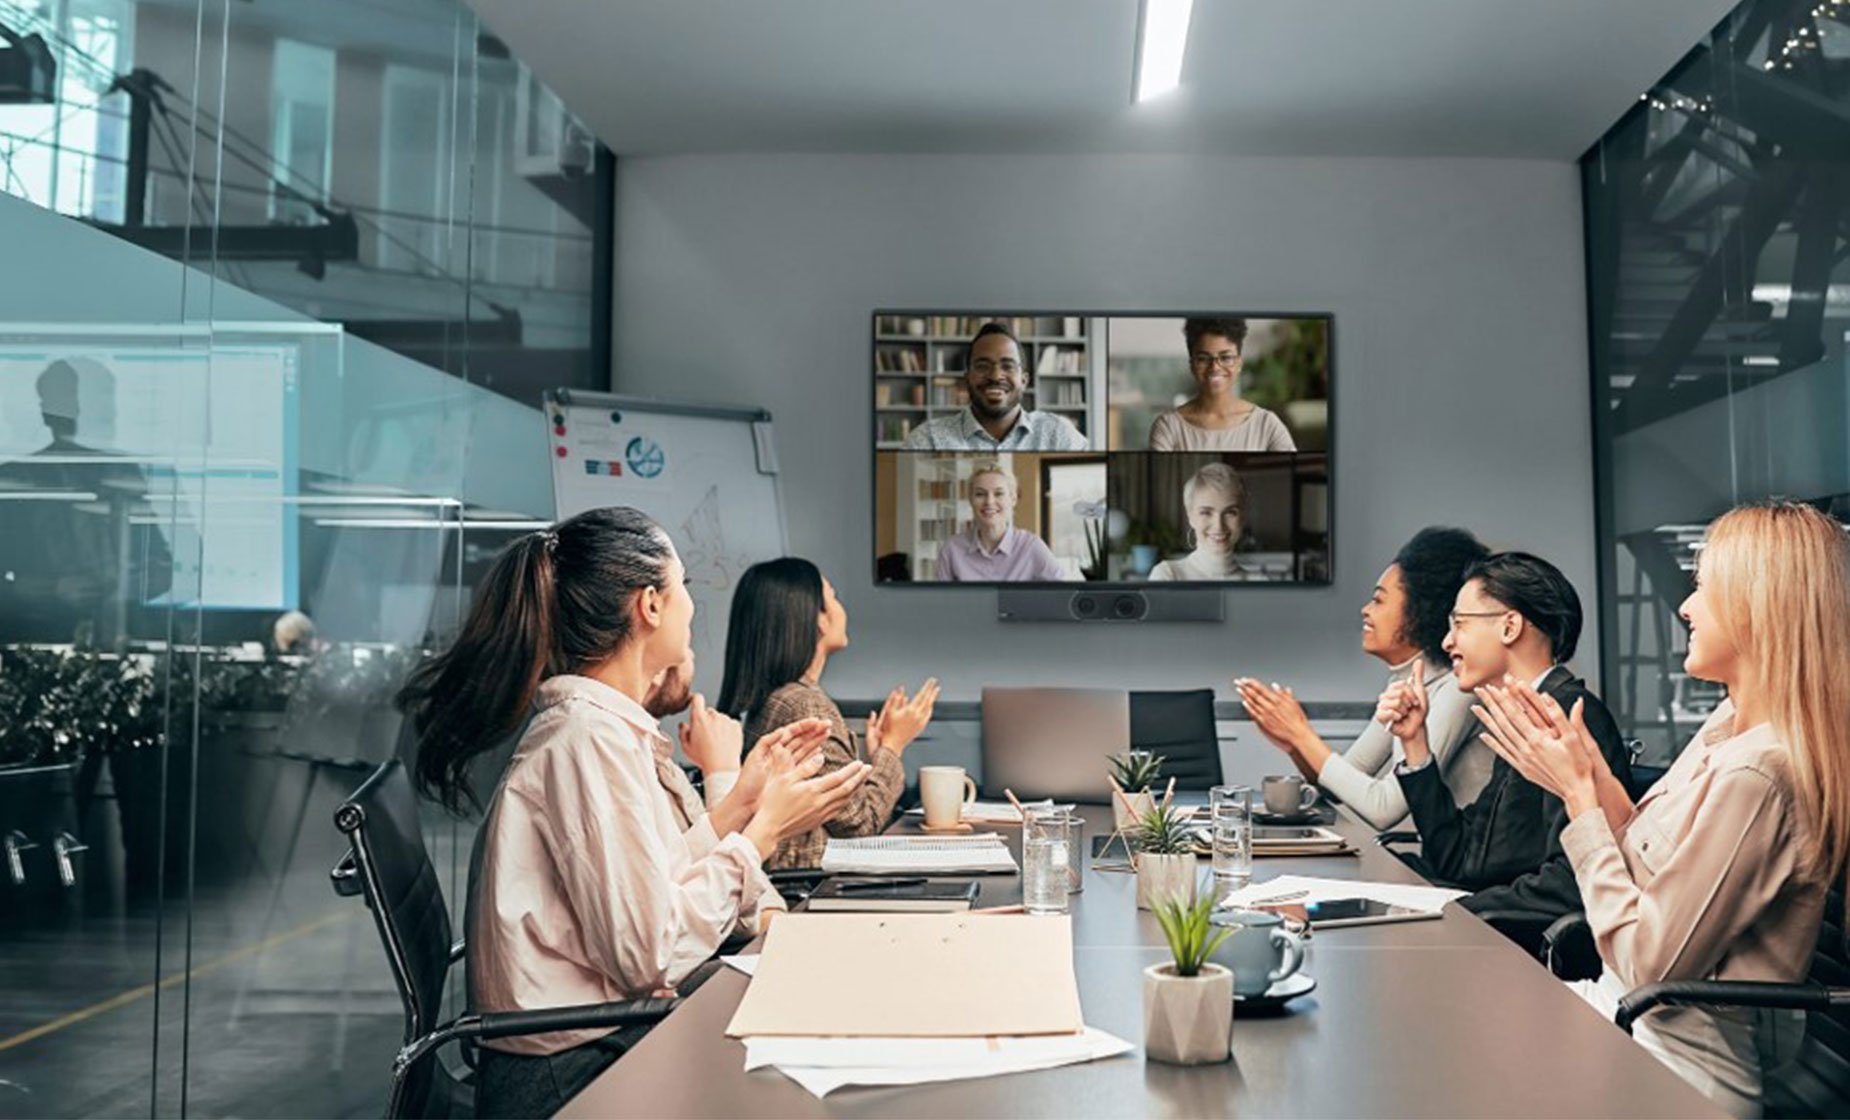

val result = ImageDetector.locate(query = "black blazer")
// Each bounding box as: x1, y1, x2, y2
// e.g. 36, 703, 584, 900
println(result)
1396, 667, 1631, 894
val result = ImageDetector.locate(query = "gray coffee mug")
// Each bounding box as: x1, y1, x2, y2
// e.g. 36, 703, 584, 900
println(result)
1262, 774, 1320, 816
1209, 908, 1306, 996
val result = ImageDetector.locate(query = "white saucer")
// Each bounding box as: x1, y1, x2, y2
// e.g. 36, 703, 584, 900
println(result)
1232, 972, 1316, 1012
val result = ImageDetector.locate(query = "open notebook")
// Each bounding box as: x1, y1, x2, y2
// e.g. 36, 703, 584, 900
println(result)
820, 835, 1019, 875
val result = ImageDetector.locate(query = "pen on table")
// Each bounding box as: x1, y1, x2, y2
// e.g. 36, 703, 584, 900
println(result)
833, 877, 929, 892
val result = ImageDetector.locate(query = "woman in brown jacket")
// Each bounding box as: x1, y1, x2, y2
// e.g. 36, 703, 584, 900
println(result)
718, 557, 939, 868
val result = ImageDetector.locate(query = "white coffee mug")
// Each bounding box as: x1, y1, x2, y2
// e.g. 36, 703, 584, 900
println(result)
1262, 774, 1320, 816
919, 766, 977, 827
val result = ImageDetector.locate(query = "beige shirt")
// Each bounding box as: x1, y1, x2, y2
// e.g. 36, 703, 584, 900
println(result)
1562, 701, 1826, 1110
1148, 550, 1266, 582
745, 681, 906, 870
1148, 406, 1296, 451
470, 675, 781, 1055
1313, 657, 1493, 831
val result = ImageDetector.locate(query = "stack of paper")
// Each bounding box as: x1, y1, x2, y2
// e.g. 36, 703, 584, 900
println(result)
723, 914, 1130, 1098
905, 799, 1077, 824
820, 834, 1018, 875
743, 1029, 1135, 1098
1217, 874, 1466, 913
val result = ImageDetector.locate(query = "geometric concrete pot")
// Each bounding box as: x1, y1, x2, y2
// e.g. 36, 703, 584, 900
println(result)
1142, 962, 1234, 1065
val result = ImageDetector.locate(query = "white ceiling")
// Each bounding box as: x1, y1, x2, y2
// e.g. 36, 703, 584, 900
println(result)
466, 0, 1738, 159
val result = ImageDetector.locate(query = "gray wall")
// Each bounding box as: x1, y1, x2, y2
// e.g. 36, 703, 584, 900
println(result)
610, 153, 1596, 703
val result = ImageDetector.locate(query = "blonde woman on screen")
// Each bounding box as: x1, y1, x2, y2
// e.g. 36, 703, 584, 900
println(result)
1147, 318, 1296, 452
1475, 501, 1850, 1116
1149, 463, 1259, 582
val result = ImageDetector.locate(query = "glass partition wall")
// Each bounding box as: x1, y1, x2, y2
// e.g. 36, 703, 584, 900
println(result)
0, 1, 602, 1113
1586, 0, 1850, 766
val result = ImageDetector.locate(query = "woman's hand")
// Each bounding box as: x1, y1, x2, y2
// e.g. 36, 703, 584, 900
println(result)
872, 678, 940, 755
728, 717, 830, 810
678, 694, 744, 777
1235, 678, 1314, 754
745, 749, 871, 854
1375, 660, 1431, 763
1471, 677, 1601, 815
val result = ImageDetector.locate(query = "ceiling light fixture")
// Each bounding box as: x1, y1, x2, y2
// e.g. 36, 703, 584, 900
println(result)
1134, 0, 1194, 103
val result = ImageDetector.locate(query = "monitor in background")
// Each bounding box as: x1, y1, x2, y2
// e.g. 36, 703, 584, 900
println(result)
873, 312, 1331, 587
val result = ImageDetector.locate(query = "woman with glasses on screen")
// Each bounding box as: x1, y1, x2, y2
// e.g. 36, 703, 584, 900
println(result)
719, 557, 940, 869
1147, 318, 1297, 452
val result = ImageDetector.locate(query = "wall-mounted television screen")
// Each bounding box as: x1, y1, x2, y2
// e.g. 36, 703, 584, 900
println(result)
873, 312, 1331, 586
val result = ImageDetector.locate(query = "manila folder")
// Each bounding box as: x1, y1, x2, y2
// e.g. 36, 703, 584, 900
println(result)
724, 913, 1083, 1038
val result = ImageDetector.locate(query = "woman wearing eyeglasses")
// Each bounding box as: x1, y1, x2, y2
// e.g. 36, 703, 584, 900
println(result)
1147, 318, 1297, 452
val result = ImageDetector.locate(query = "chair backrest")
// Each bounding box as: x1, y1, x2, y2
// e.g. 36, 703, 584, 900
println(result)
333, 760, 454, 1049
1770, 887, 1850, 1117
1128, 689, 1223, 790
978, 687, 1130, 801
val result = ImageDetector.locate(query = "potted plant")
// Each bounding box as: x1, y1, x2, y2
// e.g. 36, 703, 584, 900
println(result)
1144, 894, 1237, 1065
1132, 804, 1198, 911
1108, 750, 1163, 831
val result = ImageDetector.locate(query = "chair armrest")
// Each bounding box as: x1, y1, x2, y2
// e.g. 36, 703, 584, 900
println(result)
1543, 911, 1589, 950
449, 938, 466, 964
1615, 981, 1841, 1034
396, 999, 681, 1078
475, 997, 680, 1041
1375, 831, 1420, 849
330, 851, 364, 897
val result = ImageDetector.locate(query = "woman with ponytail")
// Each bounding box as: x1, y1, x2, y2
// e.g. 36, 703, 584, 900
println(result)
398, 507, 871, 1117
1475, 501, 1850, 1115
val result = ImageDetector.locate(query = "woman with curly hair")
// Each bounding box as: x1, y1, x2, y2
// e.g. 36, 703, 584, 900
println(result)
1236, 526, 1492, 828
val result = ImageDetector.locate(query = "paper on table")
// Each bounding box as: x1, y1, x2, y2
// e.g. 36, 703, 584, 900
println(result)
721, 954, 758, 977
724, 913, 1083, 1038
744, 1027, 1135, 1098
820, 834, 1019, 875
904, 799, 1076, 823
1217, 874, 1466, 913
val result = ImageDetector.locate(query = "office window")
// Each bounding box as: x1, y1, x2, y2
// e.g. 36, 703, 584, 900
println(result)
378, 63, 450, 274
1586, 0, 1850, 764
269, 38, 334, 224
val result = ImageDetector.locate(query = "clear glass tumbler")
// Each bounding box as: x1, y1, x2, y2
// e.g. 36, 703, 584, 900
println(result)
1022, 809, 1074, 914
1209, 784, 1254, 896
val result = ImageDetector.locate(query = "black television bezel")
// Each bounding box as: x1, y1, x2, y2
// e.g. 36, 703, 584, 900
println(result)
870, 308, 1335, 590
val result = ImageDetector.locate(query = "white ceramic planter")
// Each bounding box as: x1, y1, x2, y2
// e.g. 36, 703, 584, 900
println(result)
1142, 962, 1233, 1065
1113, 789, 1156, 833
1134, 851, 1197, 911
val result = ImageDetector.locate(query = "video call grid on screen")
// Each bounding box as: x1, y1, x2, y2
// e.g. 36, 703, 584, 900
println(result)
872, 312, 1332, 587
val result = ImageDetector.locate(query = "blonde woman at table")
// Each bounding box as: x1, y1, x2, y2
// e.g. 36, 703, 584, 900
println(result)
1475, 501, 1850, 1116
398, 507, 872, 1118
1237, 526, 1493, 829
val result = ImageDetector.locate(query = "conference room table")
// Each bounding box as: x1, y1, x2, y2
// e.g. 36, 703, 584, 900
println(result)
560, 805, 1723, 1119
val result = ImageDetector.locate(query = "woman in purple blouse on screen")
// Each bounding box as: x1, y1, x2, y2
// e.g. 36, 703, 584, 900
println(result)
934, 463, 1070, 582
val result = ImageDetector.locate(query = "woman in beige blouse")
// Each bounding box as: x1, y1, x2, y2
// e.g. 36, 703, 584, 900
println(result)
1147, 317, 1297, 452
1475, 501, 1850, 1116
719, 557, 940, 869
397, 507, 873, 1117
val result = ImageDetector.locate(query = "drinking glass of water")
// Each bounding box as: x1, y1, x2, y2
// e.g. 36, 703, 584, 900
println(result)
1023, 809, 1074, 914
1209, 785, 1254, 896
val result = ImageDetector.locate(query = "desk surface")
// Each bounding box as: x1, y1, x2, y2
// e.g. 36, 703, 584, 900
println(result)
560, 808, 1722, 1119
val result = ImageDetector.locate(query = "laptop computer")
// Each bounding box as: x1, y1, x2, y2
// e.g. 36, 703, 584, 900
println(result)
979, 687, 1131, 803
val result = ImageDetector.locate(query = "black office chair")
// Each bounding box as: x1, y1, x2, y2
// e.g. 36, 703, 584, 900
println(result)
1128, 690, 1223, 790
1546, 889, 1850, 1118
331, 760, 678, 1119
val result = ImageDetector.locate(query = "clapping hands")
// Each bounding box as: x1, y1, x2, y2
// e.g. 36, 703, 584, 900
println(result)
870, 678, 940, 755
1472, 676, 1607, 808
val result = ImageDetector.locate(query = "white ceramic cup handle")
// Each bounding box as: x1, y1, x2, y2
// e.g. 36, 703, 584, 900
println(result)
1299, 785, 1321, 810
1269, 928, 1306, 985
962, 776, 978, 806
